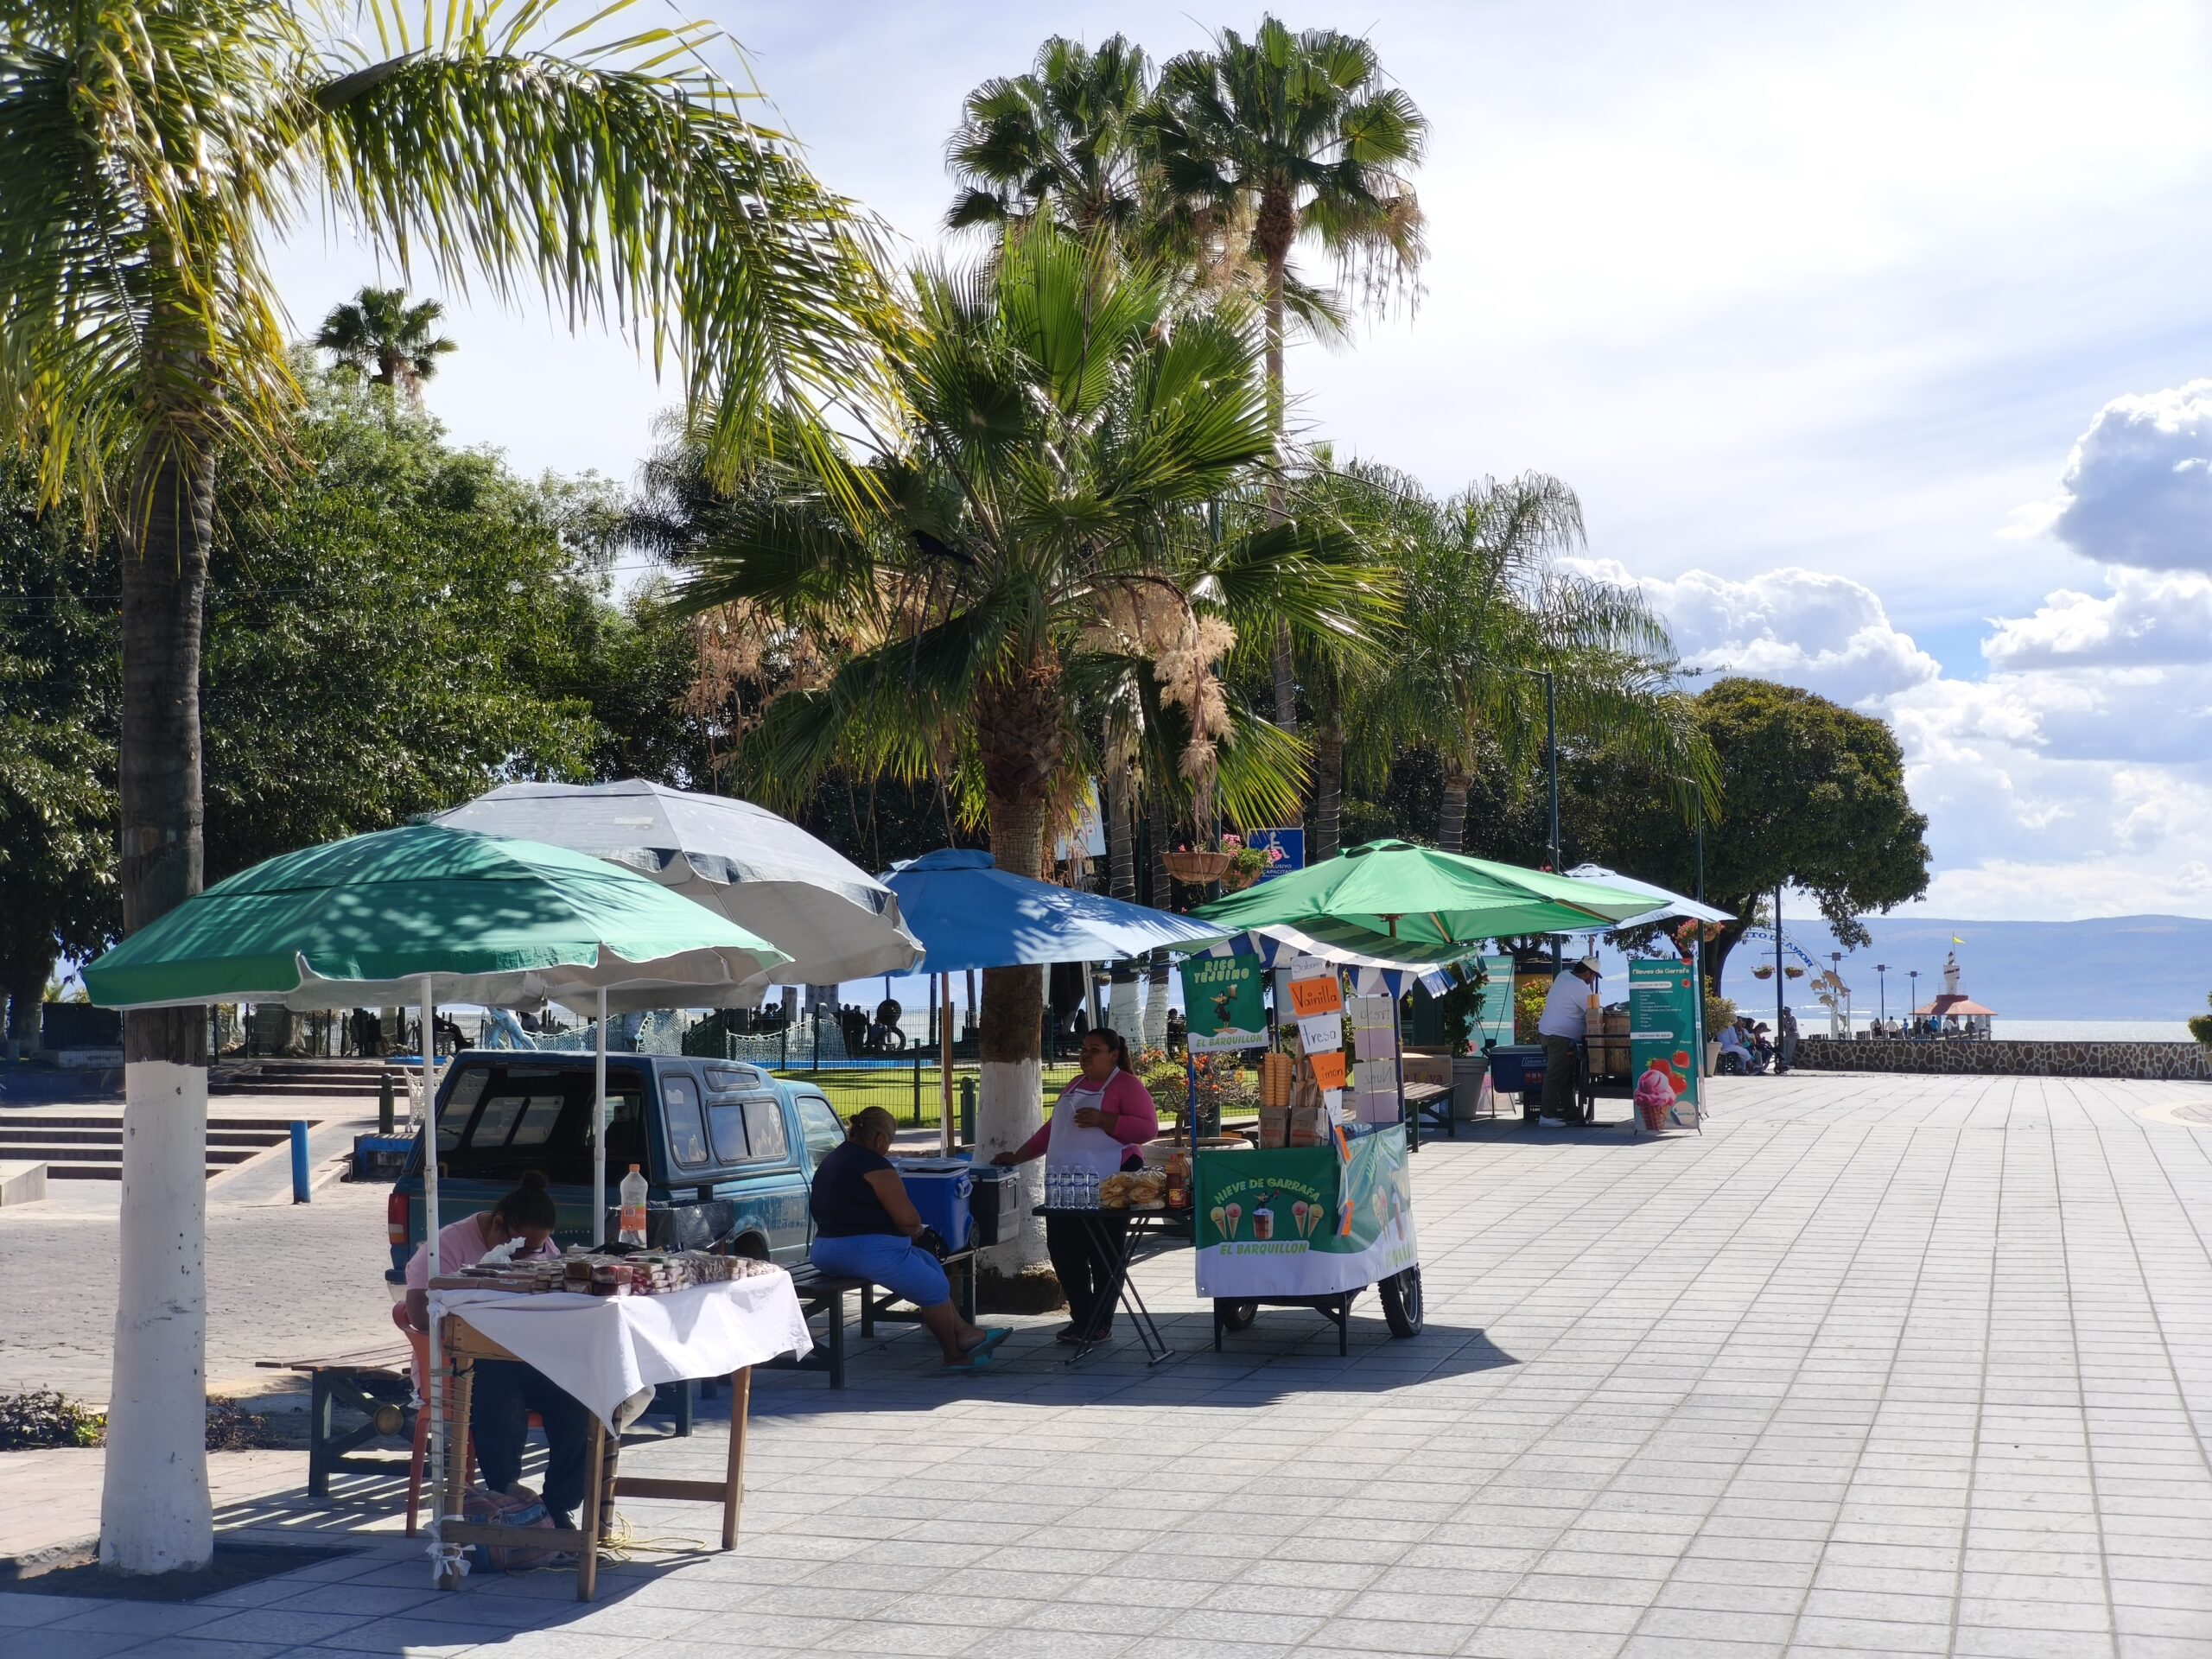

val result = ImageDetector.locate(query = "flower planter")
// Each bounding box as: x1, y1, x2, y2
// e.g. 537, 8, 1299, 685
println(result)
1163, 849, 1234, 885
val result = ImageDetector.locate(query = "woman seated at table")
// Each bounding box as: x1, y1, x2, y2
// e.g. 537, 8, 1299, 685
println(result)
994, 1026, 1159, 1345
401, 1172, 591, 1530
809, 1108, 1008, 1372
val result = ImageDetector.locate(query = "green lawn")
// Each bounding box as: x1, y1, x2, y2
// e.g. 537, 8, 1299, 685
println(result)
773, 1064, 1084, 1128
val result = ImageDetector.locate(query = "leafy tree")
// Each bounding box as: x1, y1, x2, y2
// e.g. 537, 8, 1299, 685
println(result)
0, 467, 115, 1053
314, 286, 457, 402
1600, 679, 1931, 988
672, 226, 1381, 1302
1144, 16, 1428, 733
0, 0, 886, 1570
944, 35, 1155, 240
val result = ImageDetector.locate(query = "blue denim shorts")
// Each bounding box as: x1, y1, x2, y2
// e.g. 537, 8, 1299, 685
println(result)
809, 1232, 951, 1307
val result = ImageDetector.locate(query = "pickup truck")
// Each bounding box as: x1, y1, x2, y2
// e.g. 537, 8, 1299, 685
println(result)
389, 1052, 844, 1274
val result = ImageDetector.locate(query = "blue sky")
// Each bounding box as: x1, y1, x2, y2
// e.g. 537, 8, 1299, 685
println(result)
270, 1, 2212, 920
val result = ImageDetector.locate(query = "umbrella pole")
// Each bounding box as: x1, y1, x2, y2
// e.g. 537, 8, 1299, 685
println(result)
418, 976, 448, 1584
594, 988, 608, 1248
938, 973, 954, 1156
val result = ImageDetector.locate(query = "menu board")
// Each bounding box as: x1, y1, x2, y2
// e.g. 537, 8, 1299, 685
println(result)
1349, 995, 1402, 1125
1629, 957, 1701, 1125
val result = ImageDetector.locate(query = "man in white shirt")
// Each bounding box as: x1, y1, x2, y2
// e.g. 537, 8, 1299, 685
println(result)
1536, 955, 1601, 1121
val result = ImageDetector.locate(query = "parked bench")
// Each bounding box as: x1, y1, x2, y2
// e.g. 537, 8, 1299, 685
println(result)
783, 1249, 977, 1389
255, 1344, 415, 1497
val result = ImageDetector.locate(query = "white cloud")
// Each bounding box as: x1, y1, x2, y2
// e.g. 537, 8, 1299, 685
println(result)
1573, 559, 1940, 708
1982, 567, 2212, 666
2036, 381, 2212, 571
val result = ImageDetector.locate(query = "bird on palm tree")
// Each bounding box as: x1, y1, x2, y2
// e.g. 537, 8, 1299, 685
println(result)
0, 0, 887, 1574
315, 286, 457, 403
1143, 16, 1428, 738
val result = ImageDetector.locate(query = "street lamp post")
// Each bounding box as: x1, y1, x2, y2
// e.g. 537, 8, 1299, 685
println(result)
1910, 969, 1920, 1032
1875, 963, 1889, 1029
1830, 950, 1844, 1037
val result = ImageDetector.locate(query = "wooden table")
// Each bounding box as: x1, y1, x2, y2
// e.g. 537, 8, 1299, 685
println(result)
435, 1314, 749, 1600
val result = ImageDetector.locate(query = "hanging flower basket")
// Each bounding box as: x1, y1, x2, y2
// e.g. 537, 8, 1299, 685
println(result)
1751, 964, 1775, 980
1783, 966, 1804, 979
1218, 864, 1260, 893
1163, 849, 1234, 885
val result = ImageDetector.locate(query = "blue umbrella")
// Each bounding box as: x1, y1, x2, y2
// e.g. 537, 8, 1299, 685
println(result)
880, 849, 1225, 1152
880, 849, 1225, 971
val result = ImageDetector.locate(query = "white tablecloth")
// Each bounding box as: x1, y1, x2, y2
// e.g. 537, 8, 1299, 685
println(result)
430, 1269, 812, 1428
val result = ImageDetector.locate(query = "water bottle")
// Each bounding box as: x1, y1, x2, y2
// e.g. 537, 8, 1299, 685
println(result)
1082, 1171, 1099, 1211
618, 1163, 649, 1245
1046, 1168, 1062, 1210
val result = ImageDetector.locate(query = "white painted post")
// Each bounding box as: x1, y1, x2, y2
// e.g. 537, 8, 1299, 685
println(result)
417, 977, 446, 1583
593, 987, 608, 1247
100, 1058, 213, 1573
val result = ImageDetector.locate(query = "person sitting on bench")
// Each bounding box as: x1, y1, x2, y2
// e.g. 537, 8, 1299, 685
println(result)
808, 1108, 1007, 1372
402, 1172, 591, 1530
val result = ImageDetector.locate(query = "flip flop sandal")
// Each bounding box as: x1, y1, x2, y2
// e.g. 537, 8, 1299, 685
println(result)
939, 1349, 995, 1374
976, 1326, 1014, 1352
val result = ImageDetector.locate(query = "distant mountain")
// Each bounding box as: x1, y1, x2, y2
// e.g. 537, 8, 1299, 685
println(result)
1721, 913, 2212, 1021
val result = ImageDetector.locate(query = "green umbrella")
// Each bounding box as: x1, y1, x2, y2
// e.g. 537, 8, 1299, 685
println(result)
1193, 838, 1656, 944
82, 822, 793, 1580
84, 822, 790, 1011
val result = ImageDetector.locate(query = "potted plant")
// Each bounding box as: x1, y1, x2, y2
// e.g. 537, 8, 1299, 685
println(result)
1215, 834, 1271, 893
1751, 963, 1775, 980
1162, 841, 1235, 886
1703, 992, 1736, 1071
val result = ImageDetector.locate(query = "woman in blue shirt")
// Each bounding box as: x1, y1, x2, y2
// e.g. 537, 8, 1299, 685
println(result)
810, 1106, 1007, 1371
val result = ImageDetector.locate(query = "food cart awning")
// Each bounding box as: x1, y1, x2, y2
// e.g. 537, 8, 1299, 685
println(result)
1195, 839, 1655, 945
1560, 863, 1734, 931
878, 848, 1226, 971
435, 779, 922, 986
1178, 922, 1478, 997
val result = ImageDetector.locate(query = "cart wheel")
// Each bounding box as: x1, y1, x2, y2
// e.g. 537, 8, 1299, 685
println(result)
1215, 1299, 1258, 1332
1379, 1268, 1423, 1338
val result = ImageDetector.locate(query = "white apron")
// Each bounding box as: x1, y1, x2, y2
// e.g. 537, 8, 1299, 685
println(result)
1045, 1075, 1125, 1179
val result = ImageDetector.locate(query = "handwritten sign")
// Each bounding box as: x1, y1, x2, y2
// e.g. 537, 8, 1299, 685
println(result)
1287, 974, 1343, 1018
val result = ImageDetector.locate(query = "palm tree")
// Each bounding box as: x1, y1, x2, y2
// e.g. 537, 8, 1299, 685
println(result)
0, 0, 886, 1574
315, 286, 457, 401
944, 35, 1154, 240
1368, 474, 1718, 853
673, 226, 1377, 1303
1143, 16, 1427, 737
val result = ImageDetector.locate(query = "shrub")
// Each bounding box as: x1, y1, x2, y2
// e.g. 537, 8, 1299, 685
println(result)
0, 1389, 105, 1450
2191, 994, 2212, 1046
1704, 994, 1737, 1039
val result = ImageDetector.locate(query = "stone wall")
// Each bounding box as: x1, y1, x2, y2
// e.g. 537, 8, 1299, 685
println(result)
1798, 1037, 2212, 1081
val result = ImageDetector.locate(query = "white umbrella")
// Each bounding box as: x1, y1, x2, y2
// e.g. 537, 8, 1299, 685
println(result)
1562, 863, 1734, 931
436, 780, 924, 987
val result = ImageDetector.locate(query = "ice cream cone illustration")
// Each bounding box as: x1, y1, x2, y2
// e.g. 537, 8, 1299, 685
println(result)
1289, 1200, 1307, 1236
1224, 1201, 1242, 1238
1208, 1205, 1226, 1239
1370, 1191, 1389, 1230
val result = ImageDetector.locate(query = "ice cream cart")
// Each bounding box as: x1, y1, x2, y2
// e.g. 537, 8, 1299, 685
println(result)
1177, 927, 1469, 1351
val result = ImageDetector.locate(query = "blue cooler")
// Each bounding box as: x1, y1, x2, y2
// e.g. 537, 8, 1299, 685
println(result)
892, 1159, 974, 1249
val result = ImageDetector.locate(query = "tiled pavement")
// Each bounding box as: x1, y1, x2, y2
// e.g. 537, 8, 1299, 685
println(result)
3, 1070, 2209, 1657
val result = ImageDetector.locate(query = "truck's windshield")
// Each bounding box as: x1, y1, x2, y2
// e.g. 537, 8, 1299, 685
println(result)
433, 1061, 648, 1185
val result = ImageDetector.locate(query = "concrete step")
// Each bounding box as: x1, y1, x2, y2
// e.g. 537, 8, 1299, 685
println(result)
0, 1161, 47, 1205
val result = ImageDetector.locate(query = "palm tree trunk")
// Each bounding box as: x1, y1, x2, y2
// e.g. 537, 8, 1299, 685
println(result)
1313, 715, 1345, 864
972, 670, 1063, 1311
1103, 766, 1141, 1038
1143, 779, 1173, 1052
1438, 770, 1471, 855
105, 443, 215, 1576
1255, 192, 1298, 739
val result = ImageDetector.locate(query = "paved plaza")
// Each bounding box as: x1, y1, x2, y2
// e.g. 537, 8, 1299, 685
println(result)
2, 1070, 2209, 1657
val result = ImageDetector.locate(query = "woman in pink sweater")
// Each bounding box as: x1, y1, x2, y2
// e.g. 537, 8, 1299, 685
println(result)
995, 1026, 1158, 1344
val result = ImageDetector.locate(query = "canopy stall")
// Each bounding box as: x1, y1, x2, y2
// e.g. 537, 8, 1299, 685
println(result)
83, 823, 788, 1584
879, 849, 1226, 1151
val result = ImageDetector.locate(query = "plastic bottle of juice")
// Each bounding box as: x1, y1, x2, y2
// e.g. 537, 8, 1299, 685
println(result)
618, 1163, 649, 1245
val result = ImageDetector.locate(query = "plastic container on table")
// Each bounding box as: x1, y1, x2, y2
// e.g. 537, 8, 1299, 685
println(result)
892, 1158, 974, 1249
